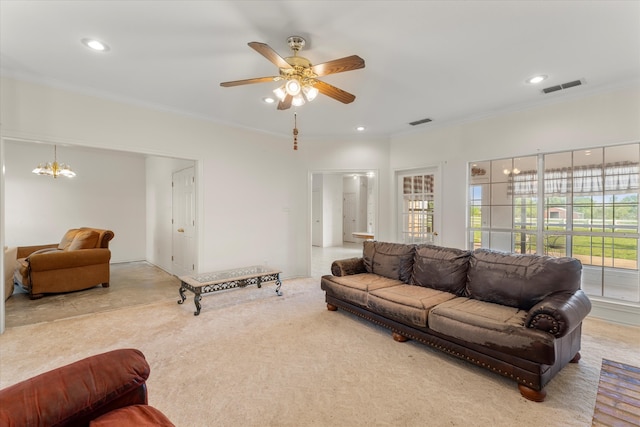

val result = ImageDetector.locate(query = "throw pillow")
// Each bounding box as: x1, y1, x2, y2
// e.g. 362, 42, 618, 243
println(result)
68, 230, 99, 251
58, 229, 79, 250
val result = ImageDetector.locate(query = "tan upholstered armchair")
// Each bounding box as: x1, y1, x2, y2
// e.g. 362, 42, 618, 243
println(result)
14, 228, 115, 299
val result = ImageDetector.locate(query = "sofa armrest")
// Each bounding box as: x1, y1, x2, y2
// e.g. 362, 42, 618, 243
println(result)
0, 348, 149, 427
331, 257, 366, 277
525, 290, 592, 338
27, 248, 111, 271
17, 244, 58, 259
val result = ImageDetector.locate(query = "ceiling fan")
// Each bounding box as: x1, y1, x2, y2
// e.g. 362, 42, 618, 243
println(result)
220, 36, 365, 110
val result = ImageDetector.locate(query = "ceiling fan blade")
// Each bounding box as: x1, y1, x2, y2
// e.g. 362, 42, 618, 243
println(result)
277, 94, 293, 110
311, 55, 365, 77
248, 42, 292, 70
220, 76, 279, 87
314, 80, 356, 104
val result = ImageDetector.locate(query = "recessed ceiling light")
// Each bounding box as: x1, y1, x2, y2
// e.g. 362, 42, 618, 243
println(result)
263, 97, 275, 104
526, 75, 547, 84
356, 126, 365, 131
81, 38, 110, 52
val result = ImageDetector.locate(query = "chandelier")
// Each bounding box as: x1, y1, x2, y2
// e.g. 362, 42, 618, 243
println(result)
32, 145, 76, 178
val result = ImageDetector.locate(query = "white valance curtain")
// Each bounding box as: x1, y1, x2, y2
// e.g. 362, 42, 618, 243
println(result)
509, 162, 639, 196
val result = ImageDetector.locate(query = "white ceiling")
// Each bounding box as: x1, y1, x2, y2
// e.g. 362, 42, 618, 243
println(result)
1, 1, 639, 140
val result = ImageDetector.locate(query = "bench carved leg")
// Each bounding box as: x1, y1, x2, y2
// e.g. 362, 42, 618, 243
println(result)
570, 352, 581, 363
327, 303, 338, 311
392, 332, 409, 342
518, 384, 546, 402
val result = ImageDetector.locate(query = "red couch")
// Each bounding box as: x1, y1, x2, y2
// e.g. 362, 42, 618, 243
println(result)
0, 348, 173, 426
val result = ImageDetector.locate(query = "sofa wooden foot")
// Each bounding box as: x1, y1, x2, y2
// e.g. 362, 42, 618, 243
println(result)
29, 293, 44, 300
101, 282, 110, 288
518, 384, 546, 402
570, 352, 581, 363
392, 332, 409, 342
327, 303, 338, 311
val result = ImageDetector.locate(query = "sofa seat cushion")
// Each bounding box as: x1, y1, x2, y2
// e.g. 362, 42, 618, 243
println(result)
428, 297, 556, 364
368, 285, 457, 328
321, 273, 403, 306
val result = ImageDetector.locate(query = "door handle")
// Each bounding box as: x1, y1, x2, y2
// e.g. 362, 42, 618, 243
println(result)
177, 228, 185, 233
433, 232, 439, 236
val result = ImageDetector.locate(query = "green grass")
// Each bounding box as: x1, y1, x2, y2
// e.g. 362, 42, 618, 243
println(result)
469, 219, 638, 261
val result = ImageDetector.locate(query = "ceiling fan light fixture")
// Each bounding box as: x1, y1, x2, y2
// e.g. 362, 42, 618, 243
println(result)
292, 94, 305, 107
273, 86, 286, 101
302, 85, 318, 101
285, 79, 301, 96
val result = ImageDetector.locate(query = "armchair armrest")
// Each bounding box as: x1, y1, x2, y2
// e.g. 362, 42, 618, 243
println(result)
525, 290, 592, 338
331, 257, 366, 277
27, 248, 111, 271
0, 348, 149, 427
17, 244, 58, 259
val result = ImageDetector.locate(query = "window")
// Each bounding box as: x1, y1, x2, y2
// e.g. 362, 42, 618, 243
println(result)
468, 143, 640, 303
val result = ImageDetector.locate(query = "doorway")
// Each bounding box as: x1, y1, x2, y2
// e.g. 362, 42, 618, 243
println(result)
310, 170, 377, 275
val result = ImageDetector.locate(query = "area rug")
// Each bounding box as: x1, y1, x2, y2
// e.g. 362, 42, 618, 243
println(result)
592, 359, 640, 426
1, 278, 639, 426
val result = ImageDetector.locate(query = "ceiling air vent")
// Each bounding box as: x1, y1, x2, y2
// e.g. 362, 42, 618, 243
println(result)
409, 118, 433, 126
542, 79, 583, 94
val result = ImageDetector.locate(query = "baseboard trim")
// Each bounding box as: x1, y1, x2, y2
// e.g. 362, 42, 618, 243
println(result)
588, 298, 640, 326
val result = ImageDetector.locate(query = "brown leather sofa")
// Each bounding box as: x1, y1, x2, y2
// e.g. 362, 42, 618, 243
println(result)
14, 227, 115, 299
0, 348, 173, 426
321, 241, 592, 402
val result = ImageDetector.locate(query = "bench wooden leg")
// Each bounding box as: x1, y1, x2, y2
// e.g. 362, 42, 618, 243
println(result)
327, 303, 338, 311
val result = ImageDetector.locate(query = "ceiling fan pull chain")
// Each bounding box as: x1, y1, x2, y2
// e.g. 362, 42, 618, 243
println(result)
293, 113, 298, 151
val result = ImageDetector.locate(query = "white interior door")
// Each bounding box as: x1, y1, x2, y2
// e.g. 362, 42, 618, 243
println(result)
172, 167, 196, 276
343, 192, 357, 243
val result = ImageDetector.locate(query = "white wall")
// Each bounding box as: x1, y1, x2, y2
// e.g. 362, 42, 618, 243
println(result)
390, 86, 640, 249
3, 141, 146, 262
0, 77, 392, 280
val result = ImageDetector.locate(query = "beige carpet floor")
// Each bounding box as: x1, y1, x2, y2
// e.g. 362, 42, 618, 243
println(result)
1, 277, 639, 426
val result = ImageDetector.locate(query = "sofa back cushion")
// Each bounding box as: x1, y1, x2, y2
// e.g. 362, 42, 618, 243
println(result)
467, 249, 582, 310
411, 245, 471, 295
363, 241, 415, 282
